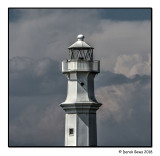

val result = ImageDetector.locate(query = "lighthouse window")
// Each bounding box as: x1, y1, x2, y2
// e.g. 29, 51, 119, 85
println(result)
80, 82, 84, 86
69, 128, 74, 135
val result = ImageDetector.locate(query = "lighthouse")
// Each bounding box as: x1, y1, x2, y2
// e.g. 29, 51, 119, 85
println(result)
60, 34, 102, 146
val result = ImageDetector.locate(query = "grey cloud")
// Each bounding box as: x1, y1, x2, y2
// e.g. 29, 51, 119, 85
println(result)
9, 56, 81, 145
90, 20, 151, 71
95, 71, 150, 89
9, 57, 67, 96
9, 9, 151, 73
114, 53, 151, 77
96, 79, 151, 146
9, 57, 67, 146
9, 9, 102, 60
9, 95, 65, 146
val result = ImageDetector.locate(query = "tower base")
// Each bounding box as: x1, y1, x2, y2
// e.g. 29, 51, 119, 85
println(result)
60, 102, 102, 146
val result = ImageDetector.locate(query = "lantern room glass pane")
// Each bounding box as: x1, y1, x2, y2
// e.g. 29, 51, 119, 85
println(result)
69, 49, 93, 61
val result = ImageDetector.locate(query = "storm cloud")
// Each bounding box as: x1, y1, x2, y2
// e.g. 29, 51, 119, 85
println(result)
9, 9, 151, 146
96, 76, 151, 146
9, 57, 66, 96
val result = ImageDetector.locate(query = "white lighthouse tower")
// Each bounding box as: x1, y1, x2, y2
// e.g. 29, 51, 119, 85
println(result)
60, 34, 102, 146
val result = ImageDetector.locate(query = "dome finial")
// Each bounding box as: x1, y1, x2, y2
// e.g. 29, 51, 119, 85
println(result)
77, 34, 85, 41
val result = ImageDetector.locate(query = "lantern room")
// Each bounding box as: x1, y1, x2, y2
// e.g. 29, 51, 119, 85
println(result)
68, 34, 94, 61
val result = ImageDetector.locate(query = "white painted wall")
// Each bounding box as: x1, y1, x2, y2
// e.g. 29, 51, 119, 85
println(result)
65, 114, 77, 146
61, 59, 101, 146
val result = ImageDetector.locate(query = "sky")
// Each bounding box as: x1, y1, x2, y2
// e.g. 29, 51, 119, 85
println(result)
9, 8, 151, 146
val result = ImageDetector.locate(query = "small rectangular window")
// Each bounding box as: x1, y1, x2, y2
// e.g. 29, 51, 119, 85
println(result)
69, 128, 74, 135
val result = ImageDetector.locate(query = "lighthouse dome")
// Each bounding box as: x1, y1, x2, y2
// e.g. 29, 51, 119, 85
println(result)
68, 34, 93, 49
